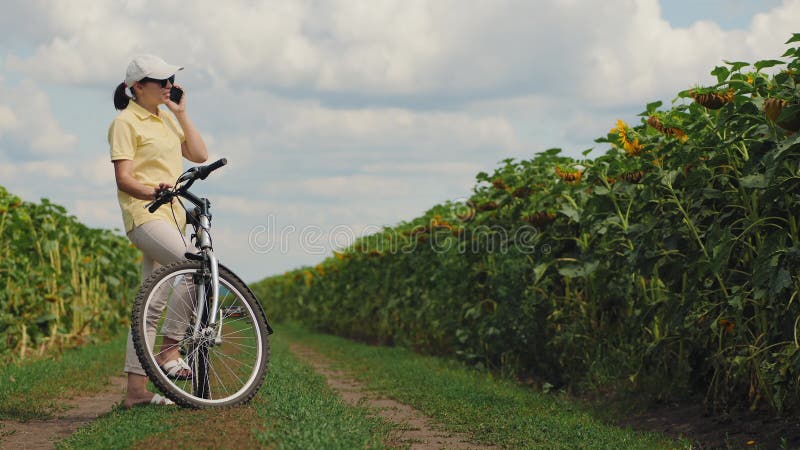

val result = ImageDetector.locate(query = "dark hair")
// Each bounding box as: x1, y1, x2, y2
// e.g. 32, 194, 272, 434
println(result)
113, 82, 134, 110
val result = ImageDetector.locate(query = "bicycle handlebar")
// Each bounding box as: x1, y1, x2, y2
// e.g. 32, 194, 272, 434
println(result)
145, 157, 227, 213
147, 192, 172, 213
197, 158, 227, 180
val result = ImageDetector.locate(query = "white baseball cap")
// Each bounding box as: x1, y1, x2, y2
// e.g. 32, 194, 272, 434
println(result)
125, 54, 183, 86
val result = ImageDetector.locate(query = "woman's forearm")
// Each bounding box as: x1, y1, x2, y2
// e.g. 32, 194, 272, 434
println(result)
174, 111, 208, 163
116, 173, 157, 200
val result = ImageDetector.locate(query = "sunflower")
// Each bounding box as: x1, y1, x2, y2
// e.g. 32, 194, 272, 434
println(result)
610, 119, 643, 156
620, 170, 646, 183
554, 166, 583, 184
648, 116, 688, 142
431, 218, 452, 230
476, 201, 500, 211
690, 89, 734, 109
665, 127, 689, 142
646, 116, 665, 133
718, 318, 735, 334
623, 137, 643, 156
491, 178, 508, 191
522, 211, 557, 226
512, 186, 533, 198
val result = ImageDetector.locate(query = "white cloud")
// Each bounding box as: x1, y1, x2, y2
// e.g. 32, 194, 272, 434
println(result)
300, 174, 410, 198
79, 156, 117, 187
0, 159, 71, 180
582, 0, 800, 105
0, 105, 19, 134
361, 161, 482, 175
73, 197, 123, 230
747, 0, 800, 56
6, 0, 797, 107
0, 78, 78, 156
2, 0, 798, 282
212, 194, 284, 218
273, 101, 520, 154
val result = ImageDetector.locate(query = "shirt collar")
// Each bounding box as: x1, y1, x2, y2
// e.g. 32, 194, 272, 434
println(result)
127, 100, 162, 121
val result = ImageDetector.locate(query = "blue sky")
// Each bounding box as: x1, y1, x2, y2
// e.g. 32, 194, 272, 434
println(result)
0, 1, 797, 282
661, 0, 783, 28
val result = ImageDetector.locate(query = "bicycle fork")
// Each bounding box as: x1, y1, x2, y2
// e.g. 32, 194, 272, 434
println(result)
192, 215, 223, 345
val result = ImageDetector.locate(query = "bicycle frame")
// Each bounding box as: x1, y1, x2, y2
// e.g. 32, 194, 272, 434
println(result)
178, 188, 224, 345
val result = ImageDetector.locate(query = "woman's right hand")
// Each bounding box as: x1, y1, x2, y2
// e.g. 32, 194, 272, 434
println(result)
154, 182, 173, 199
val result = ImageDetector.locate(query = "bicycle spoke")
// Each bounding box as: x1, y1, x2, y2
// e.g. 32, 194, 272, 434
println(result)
219, 340, 258, 350
220, 325, 256, 337
210, 354, 245, 394
209, 361, 229, 398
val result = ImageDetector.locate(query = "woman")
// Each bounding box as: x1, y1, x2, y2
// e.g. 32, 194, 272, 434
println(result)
109, 54, 208, 407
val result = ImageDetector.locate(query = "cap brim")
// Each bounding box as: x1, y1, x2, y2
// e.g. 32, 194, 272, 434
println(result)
149, 64, 184, 80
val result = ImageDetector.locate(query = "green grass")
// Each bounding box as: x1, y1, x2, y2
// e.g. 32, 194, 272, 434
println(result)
0, 333, 128, 420
281, 322, 691, 449
58, 331, 394, 449
56, 403, 188, 450
4, 322, 693, 449
253, 331, 393, 449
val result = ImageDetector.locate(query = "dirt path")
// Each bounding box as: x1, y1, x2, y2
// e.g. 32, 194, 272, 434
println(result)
0, 376, 126, 450
289, 343, 490, 449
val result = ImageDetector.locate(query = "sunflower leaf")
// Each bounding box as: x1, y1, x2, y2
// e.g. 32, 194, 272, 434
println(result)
739, 174, 768, 189
754, 59, 785, 71
711, 66, 730, 83
646, 100, 663, 115
723, 60, 750, 72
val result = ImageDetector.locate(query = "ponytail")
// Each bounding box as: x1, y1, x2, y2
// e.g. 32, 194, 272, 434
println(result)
113, 82, 132, 110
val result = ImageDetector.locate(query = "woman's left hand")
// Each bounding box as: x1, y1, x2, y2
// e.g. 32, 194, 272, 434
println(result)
165, 83, 186, 114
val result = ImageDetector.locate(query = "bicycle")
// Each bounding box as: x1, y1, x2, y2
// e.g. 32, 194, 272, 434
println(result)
131, 158, 273, 408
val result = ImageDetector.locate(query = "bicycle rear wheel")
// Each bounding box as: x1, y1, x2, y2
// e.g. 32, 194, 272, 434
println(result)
131, 259, 270, 408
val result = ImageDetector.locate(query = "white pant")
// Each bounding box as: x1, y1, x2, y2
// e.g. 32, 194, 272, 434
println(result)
124, 219, 194, 376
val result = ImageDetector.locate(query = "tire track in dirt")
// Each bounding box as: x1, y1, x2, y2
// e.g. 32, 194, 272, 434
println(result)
0, 376, 126, 450
289, 343, 491, 450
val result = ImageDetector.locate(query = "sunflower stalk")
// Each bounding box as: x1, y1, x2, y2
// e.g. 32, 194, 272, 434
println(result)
663, 175, 730, 299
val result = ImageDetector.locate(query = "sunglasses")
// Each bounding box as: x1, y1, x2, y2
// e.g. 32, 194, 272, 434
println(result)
140, 75, 175, 88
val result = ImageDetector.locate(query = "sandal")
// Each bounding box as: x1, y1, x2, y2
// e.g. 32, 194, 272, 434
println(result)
160, 357, 193, 380
123, 393, 174, 409
150, 394, 174, 405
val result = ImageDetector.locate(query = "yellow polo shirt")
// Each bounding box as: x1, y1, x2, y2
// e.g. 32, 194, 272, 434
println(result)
108, 101, 187, 233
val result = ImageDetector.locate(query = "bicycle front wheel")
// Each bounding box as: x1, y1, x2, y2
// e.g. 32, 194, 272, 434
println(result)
131, 259, 270, 408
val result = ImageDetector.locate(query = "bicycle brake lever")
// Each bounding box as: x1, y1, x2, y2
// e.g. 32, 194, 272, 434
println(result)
177, 168, 198, 184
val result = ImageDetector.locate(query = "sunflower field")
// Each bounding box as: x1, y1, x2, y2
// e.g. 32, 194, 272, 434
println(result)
0, 186, 140, 362
253, 34, 800, 413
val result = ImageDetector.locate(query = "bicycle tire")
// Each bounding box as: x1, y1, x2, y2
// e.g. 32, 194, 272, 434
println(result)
131, 258, 270, 408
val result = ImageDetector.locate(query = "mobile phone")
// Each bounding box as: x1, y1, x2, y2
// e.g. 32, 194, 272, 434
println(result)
170, 86, 183, 104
